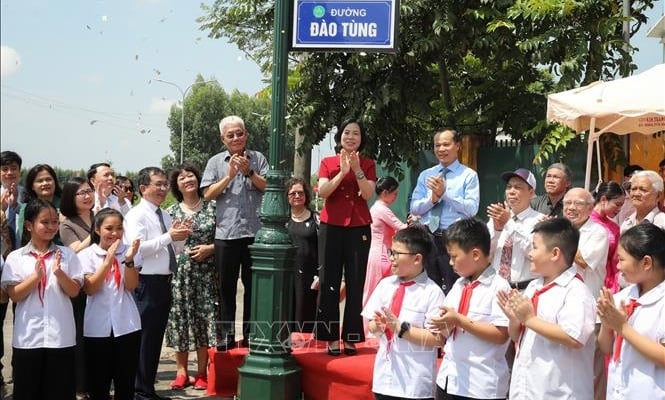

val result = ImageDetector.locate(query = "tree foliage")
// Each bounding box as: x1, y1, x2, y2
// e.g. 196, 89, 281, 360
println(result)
199, 0, 656, 175
160, 75, 275, 173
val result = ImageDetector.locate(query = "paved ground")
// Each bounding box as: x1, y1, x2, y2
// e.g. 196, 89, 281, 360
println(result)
0, 280, 247, 400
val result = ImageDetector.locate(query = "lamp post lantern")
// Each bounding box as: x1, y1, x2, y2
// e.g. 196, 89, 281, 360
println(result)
155, 79, 214, 164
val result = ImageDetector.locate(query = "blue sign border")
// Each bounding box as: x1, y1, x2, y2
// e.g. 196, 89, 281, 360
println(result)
292, 0, 399, 52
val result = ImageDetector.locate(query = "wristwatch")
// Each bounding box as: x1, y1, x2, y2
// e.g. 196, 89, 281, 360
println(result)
123, 260, 135, 268
355, 171, 365, 180
245, 169, 255, 178
398, 321, 411, 338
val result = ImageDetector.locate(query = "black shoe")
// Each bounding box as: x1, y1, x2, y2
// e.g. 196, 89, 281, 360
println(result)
241, 338, 249, 347
343, 342, 357, 356
216, 340, 236, 352
327, 341, 341, 356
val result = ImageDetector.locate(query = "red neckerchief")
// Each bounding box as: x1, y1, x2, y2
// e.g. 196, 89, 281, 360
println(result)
29, 250, 53, 306
451, 280, 481, 340
106, 258, 121, 289
385, 280, 416, 352
612, 298, 640, 362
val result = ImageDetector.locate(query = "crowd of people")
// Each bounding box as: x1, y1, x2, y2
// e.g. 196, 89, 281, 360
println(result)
0, 119, 664, 400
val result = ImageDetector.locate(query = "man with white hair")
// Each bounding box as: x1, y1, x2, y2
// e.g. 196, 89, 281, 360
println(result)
201, 115, 268, 351
620, 169, 665, 232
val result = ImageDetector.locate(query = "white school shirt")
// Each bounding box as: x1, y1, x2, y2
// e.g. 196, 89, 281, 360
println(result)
574, 218, 609, 300
361, 272, 446, 399
606, 282, 665, 400
510, 266, 596, 400
0, 243, 83, 349
436, 266, 511, 398
93, 192, 131, 216
123, 198, 183, 275
488, 207, 544, 282
78, 243, 142, 338
620, 206, 665, 233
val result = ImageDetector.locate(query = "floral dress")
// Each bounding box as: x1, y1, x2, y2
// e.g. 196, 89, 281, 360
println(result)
165, 200, 221, 351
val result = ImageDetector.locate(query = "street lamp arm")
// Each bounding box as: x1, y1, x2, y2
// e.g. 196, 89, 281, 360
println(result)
154, 79, 216, 163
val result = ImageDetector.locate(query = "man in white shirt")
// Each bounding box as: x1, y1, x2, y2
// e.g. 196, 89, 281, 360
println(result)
88, 162, 132, 215
124, 166, 190, 400
487, 168, 544, 289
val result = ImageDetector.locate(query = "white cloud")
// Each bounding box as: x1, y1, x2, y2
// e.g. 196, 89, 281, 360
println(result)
149, 97, 176, 114
1, 46, 21, 77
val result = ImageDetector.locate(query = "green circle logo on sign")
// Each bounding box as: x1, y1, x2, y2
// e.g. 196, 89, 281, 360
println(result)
313, 5, 325, 18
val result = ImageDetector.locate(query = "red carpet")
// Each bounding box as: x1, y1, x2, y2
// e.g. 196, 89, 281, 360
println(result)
207, 333, 380, 399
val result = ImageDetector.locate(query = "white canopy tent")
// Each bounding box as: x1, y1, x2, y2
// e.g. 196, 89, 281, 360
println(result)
546, 63, 665, 189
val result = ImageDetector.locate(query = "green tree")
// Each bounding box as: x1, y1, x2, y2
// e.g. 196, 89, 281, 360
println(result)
160, 75, 275, 173
199, 0, 656, 175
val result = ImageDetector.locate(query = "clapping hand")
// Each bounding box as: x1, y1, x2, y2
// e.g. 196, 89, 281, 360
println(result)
597, 287, 626, 332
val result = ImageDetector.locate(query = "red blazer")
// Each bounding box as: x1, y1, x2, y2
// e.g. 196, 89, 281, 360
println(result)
318, 154, 377, 227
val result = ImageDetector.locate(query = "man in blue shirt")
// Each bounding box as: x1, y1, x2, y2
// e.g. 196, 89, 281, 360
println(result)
410, 129, 480, 293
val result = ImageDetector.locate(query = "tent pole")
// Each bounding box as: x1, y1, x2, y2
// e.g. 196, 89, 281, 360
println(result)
585, 118, 597, 190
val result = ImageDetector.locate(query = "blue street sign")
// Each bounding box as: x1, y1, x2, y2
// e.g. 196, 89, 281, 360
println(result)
292, 0, 398, 51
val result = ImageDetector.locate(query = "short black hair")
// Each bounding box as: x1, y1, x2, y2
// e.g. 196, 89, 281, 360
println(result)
334, 118, 367, 152
444, 217, 491, 256
60, 176, 89, 219
23, 164, 63, 202
136, 167, 166, 196
392, 225, 433, 259
532, 218, 579, 267
87, 162, 112, 188
169, 162, 203, 202
620, 224, 665, 270
285, 176, 313, 208
21, 198, 58, 246
0, 151, 22, 168
434, 128, 461, 143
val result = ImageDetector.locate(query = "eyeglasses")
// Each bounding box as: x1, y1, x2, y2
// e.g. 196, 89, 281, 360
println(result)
389, 249, 417, 259
287, 191, 305, 198
121, 186, 134, 193
224, 130, 246, 140
75, 189, 94, 197
563, 199, 591, 207
149, 183, 170, 190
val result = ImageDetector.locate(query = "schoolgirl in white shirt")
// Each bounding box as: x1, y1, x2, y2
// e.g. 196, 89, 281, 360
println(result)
78, 208, 142, 400
597, 223, 665, 399
1, 199, 83, 400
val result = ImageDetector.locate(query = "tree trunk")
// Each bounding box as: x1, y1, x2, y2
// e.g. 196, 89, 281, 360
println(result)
293, 126, 311, 180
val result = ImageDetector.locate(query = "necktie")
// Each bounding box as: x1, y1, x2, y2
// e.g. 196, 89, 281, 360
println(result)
30, 250, 53, 306
498, 215, 519, 280
427, 167, 449, 233
156, 208, 178, 273
106, 258, 122, 289
612, 298, 640, 362
451, 280, 481, 339
385, 280, 417, 342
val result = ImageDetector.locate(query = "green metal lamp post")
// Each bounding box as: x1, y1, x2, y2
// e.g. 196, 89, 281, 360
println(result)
237, 0, 301, 396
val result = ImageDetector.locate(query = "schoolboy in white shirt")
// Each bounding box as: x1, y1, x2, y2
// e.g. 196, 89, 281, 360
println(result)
597, 223, 665, 399
429, 218, 511, 400
362, 226, 446, 400
498, 218, 596, 400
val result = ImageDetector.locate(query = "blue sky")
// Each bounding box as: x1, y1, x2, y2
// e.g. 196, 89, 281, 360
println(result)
1, 0, 663, 173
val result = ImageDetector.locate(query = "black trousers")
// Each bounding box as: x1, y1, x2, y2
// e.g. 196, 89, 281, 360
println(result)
426, 231, 457, 295
315, 224, 370, 342
133, 275, 172, 399
0, 301, 7, 381
12, 346, 75, 400
85, 331, 141, 400
215, 237, 253, 344
72, 290, 87, 393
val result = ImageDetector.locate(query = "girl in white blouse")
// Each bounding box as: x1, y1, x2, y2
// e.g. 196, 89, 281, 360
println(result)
597, 223, 665, 399
78, 208, 142, 400
1, 198, 83, 400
